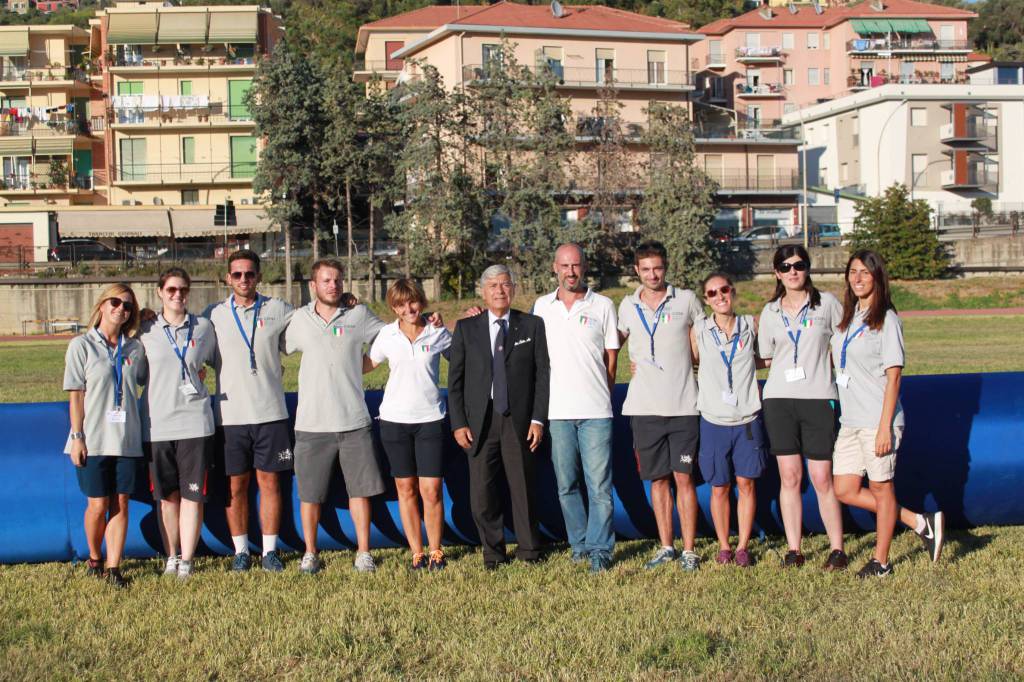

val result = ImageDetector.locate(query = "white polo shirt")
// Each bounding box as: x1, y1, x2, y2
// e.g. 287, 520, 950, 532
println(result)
532, 288, 619, 420
369, 320, 452, 424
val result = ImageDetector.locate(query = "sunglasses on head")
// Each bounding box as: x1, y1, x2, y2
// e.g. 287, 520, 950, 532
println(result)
777, 260, 809, 274
164, 285, 189, 296
107, 298, 134, 311
705, 285, 733, 298
230, 271, 258, 281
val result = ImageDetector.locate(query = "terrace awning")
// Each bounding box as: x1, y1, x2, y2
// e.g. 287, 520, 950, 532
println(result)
890, 19, 932, 33
57, 209, 171, 238
207, 11, 258, 43
169, 207, 277, 237
33, 137, 73, 155
107, 12, 159, 45
0, 29, 29, 57
156, 11, 209, 45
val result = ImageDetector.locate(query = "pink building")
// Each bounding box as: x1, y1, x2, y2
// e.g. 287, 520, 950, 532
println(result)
693, 0, 978, 129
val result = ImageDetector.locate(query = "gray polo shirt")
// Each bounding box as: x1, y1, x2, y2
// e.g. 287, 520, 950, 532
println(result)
695, 314, 760, 426
283, 302, 386, 433
758, 292, 842, 401
617, 284, 704, 417
62, 330, 146, 458
204, 294, 294, 427
138, 313, 217, 442
830, 308, 905, 429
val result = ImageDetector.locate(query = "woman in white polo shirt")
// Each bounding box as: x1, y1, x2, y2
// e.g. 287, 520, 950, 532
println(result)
63, 283, 146, 588
831, 250, 944, 577
758, 245, 847, 571
138, 267, 218, 581
366, 279, 452, 571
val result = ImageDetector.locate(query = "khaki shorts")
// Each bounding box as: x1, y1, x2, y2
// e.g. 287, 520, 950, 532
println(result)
832, 425, 904, 482
294, 427, 386, 503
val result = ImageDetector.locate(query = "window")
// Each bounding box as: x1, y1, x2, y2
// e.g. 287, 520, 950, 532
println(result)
911, 108, 928, 126
710, 76, 725, 99
119, 138, 146, 181
181, 136, 195, 165
900, 61, 914, 81
230, 135, 257, 178
783, 69, 794, 85
939, 24, 955, 46
596, 48, 615, 84
542, 46, 563, 79
709, 39, 723, 63
823, 33, 830, 50
117, 45, 142, 65
784, 103, 797, 114
912, 154, 929, 185
818, 165, 828, 186
807, 32, 819, 49
228, 79, 252, 120
841, 163, 849, 182
179, 80, 192, 96
808, 67, 820, 85
940, 62, 955, 82
782, 33, 794, 49
745, 33, 760, 48
181, 189, 199, 205
703, 154, 723, 181
647, 50, 666, 84
482, 43, 502, 68
823, 68, 830, 85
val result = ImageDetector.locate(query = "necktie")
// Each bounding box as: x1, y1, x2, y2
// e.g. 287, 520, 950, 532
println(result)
493, 318, 509, 416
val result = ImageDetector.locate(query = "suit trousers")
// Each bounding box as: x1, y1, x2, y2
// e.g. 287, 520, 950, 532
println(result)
468, 404, 542, 562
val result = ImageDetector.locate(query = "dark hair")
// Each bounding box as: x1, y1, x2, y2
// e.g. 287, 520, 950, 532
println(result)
158, 266, 191, 290
839, 249, 895, 332
227, 249, 261, 272
634, 240, 668, 265
769, 245, 821, 308
310, 258, 344, 279
700, 271, 735, 292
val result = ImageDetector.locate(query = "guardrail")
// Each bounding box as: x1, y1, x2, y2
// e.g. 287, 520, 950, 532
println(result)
109, 108, 253, 126
461, 64, 693, 89
113, 162, 253, 183
712, 170, 801, 191
735, 46, 784, 59
0, 119, 91, 137
847, 38, 972, 52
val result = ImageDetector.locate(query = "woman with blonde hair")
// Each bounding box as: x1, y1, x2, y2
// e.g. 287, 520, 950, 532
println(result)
63, 282, 147, 588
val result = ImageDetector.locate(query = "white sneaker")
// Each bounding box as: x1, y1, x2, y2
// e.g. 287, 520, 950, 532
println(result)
163, 555, 180, 577
354, 551, 376, 573
176, 559, 194, 581
299, 552, 322, 575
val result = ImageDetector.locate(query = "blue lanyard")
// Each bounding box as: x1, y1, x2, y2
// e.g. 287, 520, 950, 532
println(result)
710, 316, 743, 392
162, 314, 195, 382
96, 328, 125, 409
634, 296, 669, 363
840, 323, 869, 371
780, 302, 810, 365
231, 296, 263, 374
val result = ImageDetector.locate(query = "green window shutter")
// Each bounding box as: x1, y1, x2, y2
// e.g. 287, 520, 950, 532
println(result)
230, 135, 257, 178
228, 79, 252, 120
182, 136, 195, 165
117, 81, 143, 96
119, 138, 146, 181
179, 80, 193, 96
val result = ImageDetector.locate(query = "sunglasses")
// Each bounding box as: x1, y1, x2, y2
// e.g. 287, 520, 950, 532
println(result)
107, 298, 135, 312
705, 285, 733, 298
164, 286, 190, 296
777, 260, 809, 274
230, 271, 258, 281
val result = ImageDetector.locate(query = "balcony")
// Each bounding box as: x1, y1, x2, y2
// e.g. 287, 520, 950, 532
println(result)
736, 82, 785, 98
1, 172, 98, 193
0, 66, 92, 86
113, 162, 255, 186
461, 64, 694, 91
0, 118, 92, 137
711, 170, 801, 193
940, 167, 997, 190
107, 56, 257, 73
353, 59, 401, 83
109, 107, 254, 129
735, 46, 784, 63
846, 38, 972, 53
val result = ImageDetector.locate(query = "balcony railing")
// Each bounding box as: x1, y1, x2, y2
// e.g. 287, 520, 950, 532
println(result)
710, 170, 801, 192
847, 38, 972, 52
461, 64, 693, 89
0, 118, 91, 137
354, 59, 400, 72
735, 46, 784, 60
114, 162, 255, 184
941, 168, 997, 188
0, 66, 91, 83
109, 108, 253, 127
939, 120, 989, 142
1, 172, 96, 191
736, 83, 785, 96
109, 55, 256, 68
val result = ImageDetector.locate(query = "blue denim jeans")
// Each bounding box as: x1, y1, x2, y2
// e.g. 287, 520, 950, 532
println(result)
548, 418, 614, 555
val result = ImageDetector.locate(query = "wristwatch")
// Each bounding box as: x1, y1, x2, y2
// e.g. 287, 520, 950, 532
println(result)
70, 431, 85, 440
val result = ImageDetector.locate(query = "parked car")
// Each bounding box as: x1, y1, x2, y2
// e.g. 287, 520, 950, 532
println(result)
733, 225, 789, 247
48, 239, 134, 263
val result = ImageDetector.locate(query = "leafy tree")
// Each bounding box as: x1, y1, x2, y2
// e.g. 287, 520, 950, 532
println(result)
971, 0, 1024, 52
848, 184, 948, 279
637, 102, 719, 289
638, 0, 747, 29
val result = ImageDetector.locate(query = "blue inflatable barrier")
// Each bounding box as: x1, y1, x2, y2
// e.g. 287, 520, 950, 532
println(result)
1, 373, 1022, 564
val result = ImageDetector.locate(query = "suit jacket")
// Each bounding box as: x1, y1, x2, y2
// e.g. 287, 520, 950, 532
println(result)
448, 309, 549, 457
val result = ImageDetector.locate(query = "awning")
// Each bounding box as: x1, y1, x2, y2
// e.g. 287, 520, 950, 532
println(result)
207, 11, 258, 43
169, 207, 278, 236
57, 209, 171, 238
851, 19, 875, 35
236, 208, 277, 234
0, 138, 32, 155
0, 29, 29, 57
107, 12, 159, 45
33, 137, 73, 155
156, 11, 209, 45
890, 19, 932, 33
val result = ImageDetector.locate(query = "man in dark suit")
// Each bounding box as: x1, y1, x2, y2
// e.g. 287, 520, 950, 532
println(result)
449, 264, 550, 569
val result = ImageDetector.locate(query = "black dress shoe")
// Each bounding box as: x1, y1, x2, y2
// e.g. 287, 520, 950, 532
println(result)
484, 558, 509, 571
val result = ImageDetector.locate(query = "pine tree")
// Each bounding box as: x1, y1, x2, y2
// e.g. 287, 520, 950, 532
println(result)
849, 184, 948, 279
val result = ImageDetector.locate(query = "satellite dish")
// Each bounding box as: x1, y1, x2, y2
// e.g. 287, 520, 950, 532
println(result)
551, 0, 564, 18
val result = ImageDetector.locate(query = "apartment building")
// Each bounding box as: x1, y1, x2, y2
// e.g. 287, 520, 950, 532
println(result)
357, 1, 802, 234
694, 0, 978, 127
782, 84, 1024, 229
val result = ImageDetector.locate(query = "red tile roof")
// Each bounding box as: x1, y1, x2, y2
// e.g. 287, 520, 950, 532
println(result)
360, 5, 486, 30
700, 0, 975, 35
447, 1, 694, 33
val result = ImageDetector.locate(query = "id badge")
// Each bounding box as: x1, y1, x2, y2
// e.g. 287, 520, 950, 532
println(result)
721, 390, 738, 407
641, 358, 664, 371
785, 367, 806, 383
106, 409, 127, 424
179, 382, 199, 397
836, 373, 851, 388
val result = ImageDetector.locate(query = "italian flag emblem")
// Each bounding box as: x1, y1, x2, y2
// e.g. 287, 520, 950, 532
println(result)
801, 319, 814, 328
737, 339, 745, 350
257, 319, 266, 328
420, 344, 431, 352
659, 313, 672, 323
189, 339, 197, 348
333, 327, 343, 336
122, 357, 132, 366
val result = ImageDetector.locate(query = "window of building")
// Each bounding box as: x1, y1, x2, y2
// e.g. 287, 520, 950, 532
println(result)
745, 33, 760, 48
841, 163, 849, 182
119, 138, 146, 181
181, 136, 195, 165
647, 50, 666, 84
482, 43, 502, 68
181, 189, 199, 205
940, 62, 955, 81
911, 108, 928, 126
900, 61, 914, 81
704, 154, 723, 181
230, 135, 257, 178
807, 32, 819, 49
808, 67, 819, 85
783, 68, 794, 85
228, 79, 253, 121
710, 76, 725, 99
179, 80, 192, 96
709, 39, 723, 63
784, 103, 797, 114
542, 46, 563, 79
823, 33, 830, 50
912, 154, 929, 185
818, 165, 828, 186
939, 24, 955, 46
823, 68, 830, 85
782, 32, 794, 49
596, 48, 615, 84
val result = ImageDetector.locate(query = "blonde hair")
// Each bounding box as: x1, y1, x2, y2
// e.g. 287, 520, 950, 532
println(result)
87, 283, 140, 338
386, 278, 428, 311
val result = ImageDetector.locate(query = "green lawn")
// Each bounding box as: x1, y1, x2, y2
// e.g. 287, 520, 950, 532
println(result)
1, 528, 1022, 679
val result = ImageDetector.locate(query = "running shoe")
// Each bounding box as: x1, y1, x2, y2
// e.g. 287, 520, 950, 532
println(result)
782, 550, 805, 568
589, 550, 612, 574
231, 552, 252, 572
177, 559, 194, 581
644, 546, 677, 570
163, 555, 180, 577
715, 549, 734, 565
354, 551, 377, 573
104, 567, 128, 589
428, 549, 447, 571
917, 511, 945, 562
570, 550, 589, 565
299, 552, 322, 575
261, 550, 284, 573
734, 548, 753, 568
856, 559, 893, 578
85, 558, 103, 578
679, 550, 701, 572
823, 549, 849, 571
411, 552, 428, 571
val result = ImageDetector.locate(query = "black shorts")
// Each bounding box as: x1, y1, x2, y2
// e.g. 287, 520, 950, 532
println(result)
630, 415, 700, 479
145, 437, 211, 503
762, 398, 837, 460
75, 455, 143, 498
379, 419, 446, 478
220, 419, 294, 475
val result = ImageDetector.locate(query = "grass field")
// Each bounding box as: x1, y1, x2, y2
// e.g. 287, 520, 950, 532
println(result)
1, 528, 1022, 679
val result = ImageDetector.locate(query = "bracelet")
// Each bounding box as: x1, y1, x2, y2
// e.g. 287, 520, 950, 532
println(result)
70, 431, 85, 440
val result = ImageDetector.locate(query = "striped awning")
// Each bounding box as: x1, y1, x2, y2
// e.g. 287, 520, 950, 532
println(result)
0, 29, 29, 57
107, 12, 159, 45
33, 137, 73, 155
57, 209, 172, 238
169, 206, 277, 236
0, 138, 32, 155
156, 11, 209, 45
207, 11, 258, 43
890, 19, 932, 33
